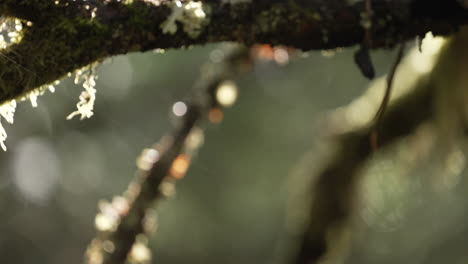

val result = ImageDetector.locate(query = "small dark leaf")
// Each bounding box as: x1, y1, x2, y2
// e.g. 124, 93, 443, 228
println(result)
354, 46, 375, 80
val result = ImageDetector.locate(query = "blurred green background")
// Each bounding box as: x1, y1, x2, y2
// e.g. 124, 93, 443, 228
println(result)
1, 43, 467, 264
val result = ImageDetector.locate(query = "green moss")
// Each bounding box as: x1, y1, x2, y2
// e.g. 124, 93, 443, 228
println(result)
0, 12, 111, 103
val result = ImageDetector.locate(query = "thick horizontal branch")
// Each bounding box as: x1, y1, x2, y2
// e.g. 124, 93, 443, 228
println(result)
0, 0, 467, 103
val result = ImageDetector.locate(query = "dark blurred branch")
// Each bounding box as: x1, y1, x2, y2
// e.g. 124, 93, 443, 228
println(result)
293, 79, 434, 264
84, 45, 251, 264
0, 0, 467, 103
290, 40, 463, 263
292, 25, 468, 262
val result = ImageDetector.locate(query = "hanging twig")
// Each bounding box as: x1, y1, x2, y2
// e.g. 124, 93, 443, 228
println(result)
371, 42, 406, 150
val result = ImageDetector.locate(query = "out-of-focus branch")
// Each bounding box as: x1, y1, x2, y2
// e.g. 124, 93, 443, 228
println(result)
84, 45, 251, 264
0, 0, 467, 103
290, 29, 468, 263
293, 78, 433, 264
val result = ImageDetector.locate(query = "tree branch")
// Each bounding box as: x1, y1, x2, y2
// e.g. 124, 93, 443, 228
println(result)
293, 72, 433, 264
0, 0, 467, 103
85, 44, 251, 264
291, 28, 468, 263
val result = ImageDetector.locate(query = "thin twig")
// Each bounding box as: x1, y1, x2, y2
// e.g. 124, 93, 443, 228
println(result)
371, 42, 406, 150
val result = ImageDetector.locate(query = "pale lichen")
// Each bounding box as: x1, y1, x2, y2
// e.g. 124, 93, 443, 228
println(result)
0, 17, 26, 48
0, 17, 34, 150
0, 58, 98, 150
0, 100, 16, 151
67, 64, 99, 120
160, 1, 209, 38
0, 78, 60, 151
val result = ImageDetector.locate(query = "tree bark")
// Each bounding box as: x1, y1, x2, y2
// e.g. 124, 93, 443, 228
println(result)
0, 0, 466, 103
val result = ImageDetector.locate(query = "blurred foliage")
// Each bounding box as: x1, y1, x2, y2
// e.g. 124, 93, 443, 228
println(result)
1, 43, 466, 264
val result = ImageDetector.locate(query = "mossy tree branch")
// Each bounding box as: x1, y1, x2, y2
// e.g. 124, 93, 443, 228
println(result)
0, 0, 466, 103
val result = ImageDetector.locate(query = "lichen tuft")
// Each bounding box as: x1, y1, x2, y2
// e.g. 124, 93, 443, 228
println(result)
67, 64, 99, 120
160, 1, 209, 38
